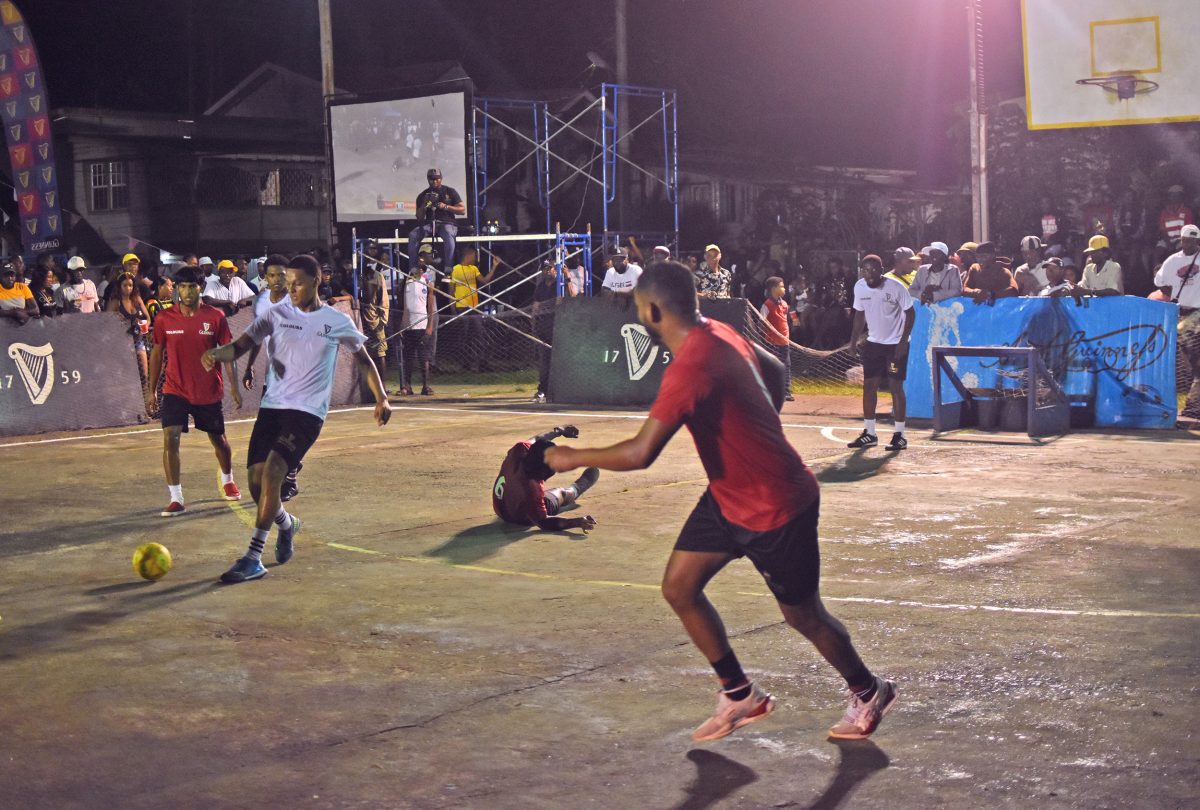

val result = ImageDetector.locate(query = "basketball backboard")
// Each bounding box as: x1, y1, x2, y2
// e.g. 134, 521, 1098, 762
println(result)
1022, 0, 1200, 130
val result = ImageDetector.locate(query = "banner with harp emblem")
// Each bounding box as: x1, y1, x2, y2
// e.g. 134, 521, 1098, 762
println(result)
548, 297, 752, 406
0, 1, 62, 253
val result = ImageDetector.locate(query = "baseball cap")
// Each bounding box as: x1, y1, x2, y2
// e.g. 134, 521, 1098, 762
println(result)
610, 246, 629, 258
704, 243, 721, 254
418, 243, 434, 255
975, 241, 996, 253
66, 256, 87, 270
1045, 257, 1064, 267
893, 246, 915, 259
928, 241, 949, 257
199, 256, 214, 265
1084, 234, 1110, 252
958, 241, 978, 253
1180, 224, 1200, 239
427, 168, 442, 179
217, 259, 237, 270
122, 253, 140, 264
653, 245, 671, 256
1020, 235, 1043, 251
918, 245, 932, 256
1168, 184, 1184, 194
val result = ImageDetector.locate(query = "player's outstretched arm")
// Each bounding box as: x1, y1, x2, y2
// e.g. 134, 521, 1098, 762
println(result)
202, 334, 256, 371
241, 343, 262, 390
352, 345, 392, 426
546, 417, 677, 473
532, 424, 579, 443
536, 515, 597, 533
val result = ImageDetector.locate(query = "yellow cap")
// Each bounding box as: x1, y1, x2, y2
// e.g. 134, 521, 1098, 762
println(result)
217, 259, 237, 270
704, 243, 721, 254
122, 253, 140, 264
1085, 234, 1110, 252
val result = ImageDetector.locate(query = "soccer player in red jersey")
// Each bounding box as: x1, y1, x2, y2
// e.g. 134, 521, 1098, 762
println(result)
493, 425, 599, 532
547, 261, 896, 742
146, 266, 243, 516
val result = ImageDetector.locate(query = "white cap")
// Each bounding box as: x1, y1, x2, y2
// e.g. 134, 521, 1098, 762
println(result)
199, 256, 214, 265
66, 256, 86, 270
1181, 224, 1200, 239
929, 241, 949, 257
653, 245, 671, 256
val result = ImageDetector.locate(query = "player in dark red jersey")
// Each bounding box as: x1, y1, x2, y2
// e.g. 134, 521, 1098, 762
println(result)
493, 424, 599, 532
146, 266, 243, 516
547, 260, 896, 742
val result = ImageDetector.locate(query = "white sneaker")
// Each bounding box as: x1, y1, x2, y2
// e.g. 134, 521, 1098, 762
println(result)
691, 683, 775, 742
828, 677, 897, 739
532, 391, 546, 404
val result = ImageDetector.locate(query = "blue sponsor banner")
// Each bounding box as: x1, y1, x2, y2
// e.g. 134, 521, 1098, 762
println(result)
908, 297, 1177, 429
0, 1, 62, 253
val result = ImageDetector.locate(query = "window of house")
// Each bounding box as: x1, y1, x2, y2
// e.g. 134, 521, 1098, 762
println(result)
89, 161, 129, 212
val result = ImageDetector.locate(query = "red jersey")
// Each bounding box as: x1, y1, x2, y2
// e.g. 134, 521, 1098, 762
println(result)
152, 305, 232, 405
492, 441, 548, 526
649, 319, 817, 531
760, 297, 789, 346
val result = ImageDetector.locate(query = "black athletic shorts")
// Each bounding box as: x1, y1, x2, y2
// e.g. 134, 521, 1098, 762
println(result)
246, 408, 324, 470
674, 489, 820, 605
160, 393, 225, 435
861, 340, 908, 381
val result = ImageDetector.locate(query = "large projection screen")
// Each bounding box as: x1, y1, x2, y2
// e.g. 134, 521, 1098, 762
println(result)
330, 90, 469, 222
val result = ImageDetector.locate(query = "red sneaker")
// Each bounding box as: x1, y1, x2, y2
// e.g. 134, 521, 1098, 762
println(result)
161, 501, 186, 517
222, 482, 242, 501
691, 683, 775, 742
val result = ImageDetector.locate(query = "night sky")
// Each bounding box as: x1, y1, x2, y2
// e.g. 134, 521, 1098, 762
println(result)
33, 0, 1026, 184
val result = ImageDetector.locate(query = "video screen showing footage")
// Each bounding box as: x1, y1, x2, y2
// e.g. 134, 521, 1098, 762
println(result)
330, 91, 469, 222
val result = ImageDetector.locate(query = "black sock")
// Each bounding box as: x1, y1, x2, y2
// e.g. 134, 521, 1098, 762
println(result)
711, 650, 751, 700
573, 467, 600, 497
845, 665, 877, 702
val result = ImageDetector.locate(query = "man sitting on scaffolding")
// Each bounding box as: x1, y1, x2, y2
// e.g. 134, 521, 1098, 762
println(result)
407, 168, 465, 274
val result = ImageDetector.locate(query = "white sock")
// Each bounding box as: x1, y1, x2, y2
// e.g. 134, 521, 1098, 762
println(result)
168, 484, 183, 503
246, 528, 269, 562
894, 421, 906, 435
274, 508, 294, 531
221, 471, 234, 485
864, 419, 877, 436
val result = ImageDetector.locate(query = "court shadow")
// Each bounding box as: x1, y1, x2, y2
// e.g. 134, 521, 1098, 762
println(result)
815, 450, 894, 484
84, 581, 157, 596
671, 749, 758, 810
422, 522, 535, 566
805, 739, 890, 810
0, 506, 227, 560
0, 579, 216, 661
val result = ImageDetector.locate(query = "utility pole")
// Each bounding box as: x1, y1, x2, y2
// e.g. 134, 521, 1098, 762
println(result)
967, 0, 989, 242
318, 0, 336, 249
615, 0, 628, 238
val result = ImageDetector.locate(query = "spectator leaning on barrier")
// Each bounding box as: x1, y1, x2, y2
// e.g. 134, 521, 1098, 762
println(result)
1081, 235, 1124, 297
911, 242, 962, 305
203, 260, 256, 314
760, 275, 794, 402
884, 247, 917, 289
1154, 224, 1200, 420
1013, 235, 1050, 296
953, 242, 977, 284
601, 247, 641, 298
1038, 257, 1085, 300
398, 252, 436, 397
963, 241, 1018, 304
0, 259, 38, 324
107, 271, 152, 391
56, 257, 100, 314
29, 265, 59, 318
695, 244, 731, 299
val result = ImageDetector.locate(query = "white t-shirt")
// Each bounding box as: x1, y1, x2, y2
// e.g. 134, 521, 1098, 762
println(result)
244, 301, 366, 420
253, 289, 286, 361
400, 271, 435, 331
602, 265, 642, 293
853, 277, 914, 345
56, 279, 99, 313
1081, 259, 1123, 294
204, 276, 256, 303
1014, 260, 1050, 295
1155, 250, 1200, 309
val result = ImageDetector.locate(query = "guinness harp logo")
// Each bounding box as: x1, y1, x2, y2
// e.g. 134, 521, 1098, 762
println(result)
7, 342, 54, 405
619, 323, 659, 381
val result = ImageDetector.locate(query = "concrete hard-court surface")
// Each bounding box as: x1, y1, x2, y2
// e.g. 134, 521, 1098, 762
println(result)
1, 396, 1198, 809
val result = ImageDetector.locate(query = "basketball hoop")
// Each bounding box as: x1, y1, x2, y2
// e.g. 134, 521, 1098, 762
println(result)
1075, 74, 1159, 101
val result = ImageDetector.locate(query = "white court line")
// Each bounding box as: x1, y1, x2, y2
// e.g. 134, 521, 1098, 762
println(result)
392, 404, 833, 431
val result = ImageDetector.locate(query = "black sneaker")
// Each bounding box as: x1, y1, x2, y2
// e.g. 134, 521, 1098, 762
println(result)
275, 515, 300, 565
280, 478, 298, 502
847, 430, 878, 449
885, 432, 907, 451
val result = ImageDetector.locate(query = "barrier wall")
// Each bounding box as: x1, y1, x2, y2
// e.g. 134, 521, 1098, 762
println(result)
1, 302, 364, 438
548, 297, 749, 406
907, 297, 1178, 429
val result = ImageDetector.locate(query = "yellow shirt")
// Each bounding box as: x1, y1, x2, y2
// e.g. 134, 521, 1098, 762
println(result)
884, 268, 916, 289
450, 264, 483, 309
0, 281, 33, 311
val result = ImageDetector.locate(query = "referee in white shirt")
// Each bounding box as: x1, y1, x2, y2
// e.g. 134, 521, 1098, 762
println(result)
1155, 224, 1200, 419
203, 254, 392, 583
848, 254, 915, 451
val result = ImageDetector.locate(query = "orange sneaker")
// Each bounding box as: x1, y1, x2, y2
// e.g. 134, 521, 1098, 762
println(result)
161, 501, 185, 517
222, 481, 242, 501
691, 683, 775, 742
828, 677, 898, 740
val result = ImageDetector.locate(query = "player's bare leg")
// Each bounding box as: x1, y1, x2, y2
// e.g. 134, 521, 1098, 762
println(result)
160, 426, 185, 516
220, 453, 299, 583
207, 431, 240, 500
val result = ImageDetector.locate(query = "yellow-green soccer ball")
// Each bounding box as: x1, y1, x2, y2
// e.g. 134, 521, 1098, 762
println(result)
132, 543, 173, 581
